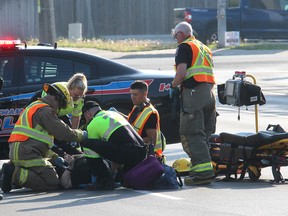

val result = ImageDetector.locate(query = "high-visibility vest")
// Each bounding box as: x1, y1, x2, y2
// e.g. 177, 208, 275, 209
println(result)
83, 110, 129, 158
8, 100, 54, 148
180, 36, 215, 84
128, 105, 165, 157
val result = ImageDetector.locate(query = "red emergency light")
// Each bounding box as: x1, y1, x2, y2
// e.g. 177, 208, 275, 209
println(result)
184, 11, 192, 23
0, 39, 22, 49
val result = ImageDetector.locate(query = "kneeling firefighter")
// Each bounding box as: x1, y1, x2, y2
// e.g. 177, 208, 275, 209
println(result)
1, 83, 87, 193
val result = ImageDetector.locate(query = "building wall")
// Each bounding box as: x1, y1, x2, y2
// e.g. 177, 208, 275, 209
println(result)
0, 0, 38, 39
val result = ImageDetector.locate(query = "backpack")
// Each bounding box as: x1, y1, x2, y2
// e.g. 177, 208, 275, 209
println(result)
123, 155, 164, 190
153, 163, 183, 190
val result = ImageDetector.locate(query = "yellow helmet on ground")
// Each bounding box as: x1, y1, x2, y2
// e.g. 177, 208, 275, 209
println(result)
172, 158, 192, 175
43, 82, 71, 109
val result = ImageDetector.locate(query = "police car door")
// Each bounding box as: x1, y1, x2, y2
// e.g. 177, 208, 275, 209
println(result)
0, 54, 22, 138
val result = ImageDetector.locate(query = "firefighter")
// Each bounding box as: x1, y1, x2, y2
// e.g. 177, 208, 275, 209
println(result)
0, 83, 87, 193
27, 73, 88, 156
80, 101, 147, 190
127, 80, 165, 161
170, 21, 216, 185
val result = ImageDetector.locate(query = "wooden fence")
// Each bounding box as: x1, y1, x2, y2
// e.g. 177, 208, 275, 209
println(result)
0, 0, 217, 39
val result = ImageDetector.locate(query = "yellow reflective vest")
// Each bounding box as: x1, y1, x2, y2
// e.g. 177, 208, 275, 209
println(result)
83, 110, 129, 158
180, 36, 215, 84
8, 100, 55, 168
8, 100, 54, 148
128, 104, 165, 157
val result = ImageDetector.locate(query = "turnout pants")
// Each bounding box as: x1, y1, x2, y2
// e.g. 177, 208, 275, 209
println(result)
180, 83, 216, 179
12, 165, 60, 191
9, 142, 60, 191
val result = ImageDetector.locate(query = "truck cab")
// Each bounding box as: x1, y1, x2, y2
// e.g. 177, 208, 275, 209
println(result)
174, 0, 288, 44
240, 0, 288, 40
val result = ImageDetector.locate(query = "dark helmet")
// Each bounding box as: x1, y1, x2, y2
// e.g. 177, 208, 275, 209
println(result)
82, 100, 101, 114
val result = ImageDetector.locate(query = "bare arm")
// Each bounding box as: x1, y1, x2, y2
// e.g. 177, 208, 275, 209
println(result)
144, 128, 158, 146
171, 63, 187, 88
71, 116, 80, 129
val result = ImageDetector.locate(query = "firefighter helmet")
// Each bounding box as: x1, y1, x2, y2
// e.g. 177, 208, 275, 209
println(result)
172, 158, 192, 175
43, 82, 71, 109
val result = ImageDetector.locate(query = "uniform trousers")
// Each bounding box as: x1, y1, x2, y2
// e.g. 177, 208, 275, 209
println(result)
180, 83, 216, 178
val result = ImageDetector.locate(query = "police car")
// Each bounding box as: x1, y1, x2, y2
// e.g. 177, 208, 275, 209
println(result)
0, 39, 179, 158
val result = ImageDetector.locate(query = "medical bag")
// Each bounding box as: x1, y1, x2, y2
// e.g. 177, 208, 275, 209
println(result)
218, 72, 266, 107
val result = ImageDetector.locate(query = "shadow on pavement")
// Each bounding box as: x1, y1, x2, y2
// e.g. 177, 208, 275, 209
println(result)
1, 188, 145, 211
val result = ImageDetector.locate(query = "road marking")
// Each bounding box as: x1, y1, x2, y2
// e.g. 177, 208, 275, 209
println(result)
133, 190, 183, 200
262, 91, 287, 96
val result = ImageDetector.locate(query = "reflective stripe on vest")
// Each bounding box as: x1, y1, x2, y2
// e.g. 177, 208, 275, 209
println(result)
8, 101, 54, 147
191, 162, 213, 173
182, 36, 215, 84
82, 147, 101, 158
84, 110, 129, 158
128, 105, 163, 156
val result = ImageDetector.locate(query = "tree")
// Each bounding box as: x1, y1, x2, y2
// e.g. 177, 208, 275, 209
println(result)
38, 0, 56, 45
217, 0, 227, 48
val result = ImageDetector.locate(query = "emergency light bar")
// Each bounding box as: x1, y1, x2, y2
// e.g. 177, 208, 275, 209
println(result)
0, 39, 22, 49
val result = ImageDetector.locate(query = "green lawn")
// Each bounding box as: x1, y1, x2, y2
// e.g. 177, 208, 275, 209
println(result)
26, 38, 288, 52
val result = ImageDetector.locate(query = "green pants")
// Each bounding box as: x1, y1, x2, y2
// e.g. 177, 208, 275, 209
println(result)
180, 83, 216, 178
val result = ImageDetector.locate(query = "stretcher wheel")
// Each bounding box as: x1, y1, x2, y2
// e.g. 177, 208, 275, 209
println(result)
248, 166, 261, 181
272, 165, 283, 183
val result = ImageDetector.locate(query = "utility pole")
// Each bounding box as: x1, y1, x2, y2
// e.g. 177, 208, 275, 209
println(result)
38, 0, 56, 45
217, 0, 227, 48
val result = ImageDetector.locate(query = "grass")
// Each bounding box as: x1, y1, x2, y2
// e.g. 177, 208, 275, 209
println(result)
228, 42, 288, 50
208, 41, 288, 50
26, 38, 288, 52
27, 38, 177, 52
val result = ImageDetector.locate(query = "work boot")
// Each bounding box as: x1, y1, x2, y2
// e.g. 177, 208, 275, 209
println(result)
1, 162, 15, 193
184, 175, 213, 186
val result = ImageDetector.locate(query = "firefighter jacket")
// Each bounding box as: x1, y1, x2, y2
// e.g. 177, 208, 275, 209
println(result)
128, 104, 164, 157
181, 36, 215, 84
9, 101, 54, 148
8, 98, 84, 167
83, 110, 129, 158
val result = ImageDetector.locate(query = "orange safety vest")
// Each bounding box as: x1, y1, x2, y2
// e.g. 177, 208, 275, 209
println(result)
8, 100, 54, 147
181, 36, 215, 84
128, 104, 164, 157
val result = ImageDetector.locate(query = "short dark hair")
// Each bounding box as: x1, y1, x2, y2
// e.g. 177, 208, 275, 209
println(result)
130, 80, 148, 92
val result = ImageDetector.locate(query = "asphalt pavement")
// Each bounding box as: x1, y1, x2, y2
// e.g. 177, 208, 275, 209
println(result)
1, 36, 288, 215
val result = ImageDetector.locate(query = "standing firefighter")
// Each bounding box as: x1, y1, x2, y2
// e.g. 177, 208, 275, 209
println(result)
170, 21, 216, 185
0, 83, 87, 193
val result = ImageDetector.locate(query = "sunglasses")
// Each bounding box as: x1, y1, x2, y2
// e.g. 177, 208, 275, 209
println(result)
173, 31, 181, 39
